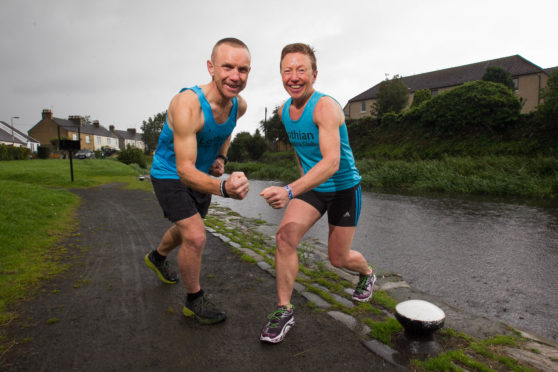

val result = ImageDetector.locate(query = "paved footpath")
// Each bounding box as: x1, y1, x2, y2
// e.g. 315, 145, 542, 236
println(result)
1, 184, 399, 371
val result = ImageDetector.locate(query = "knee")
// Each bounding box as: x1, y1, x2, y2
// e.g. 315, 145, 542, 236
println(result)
182, 231, 206, 253
275, 228, 297, 255
328, 252, 346, 268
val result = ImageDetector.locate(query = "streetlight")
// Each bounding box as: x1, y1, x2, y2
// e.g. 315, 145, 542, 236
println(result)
11, 116, 20, 145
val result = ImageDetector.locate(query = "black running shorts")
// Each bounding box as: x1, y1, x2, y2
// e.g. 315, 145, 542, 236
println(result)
296, 183, 362, 227
151, 176, 211, 222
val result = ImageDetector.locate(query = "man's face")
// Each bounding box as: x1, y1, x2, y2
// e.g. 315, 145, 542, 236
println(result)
208, 44, 251, 98
280, 52, 317, 101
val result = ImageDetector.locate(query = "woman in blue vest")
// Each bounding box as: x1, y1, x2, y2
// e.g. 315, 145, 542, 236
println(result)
260, 43, 375, 343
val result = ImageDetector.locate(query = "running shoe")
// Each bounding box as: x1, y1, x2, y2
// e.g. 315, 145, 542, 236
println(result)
144, 252, 179, 284
183, 294, 227, 325
352, 266, 376, 302
260, 305, 295, 343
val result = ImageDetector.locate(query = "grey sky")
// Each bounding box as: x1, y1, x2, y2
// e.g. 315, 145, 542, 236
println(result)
1, 0, 557, 136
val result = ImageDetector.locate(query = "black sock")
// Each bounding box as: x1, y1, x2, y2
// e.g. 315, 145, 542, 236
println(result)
151, 250, 166, 263
186, 289, 204, 303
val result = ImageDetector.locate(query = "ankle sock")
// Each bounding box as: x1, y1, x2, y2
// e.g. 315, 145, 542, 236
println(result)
187, 289, 204, 303
151, 250, 166, 263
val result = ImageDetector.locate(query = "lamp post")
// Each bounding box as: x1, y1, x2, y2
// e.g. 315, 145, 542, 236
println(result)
11, 116, 20, 145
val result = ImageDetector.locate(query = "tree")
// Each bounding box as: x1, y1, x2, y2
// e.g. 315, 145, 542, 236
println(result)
406, 80, 521, 135
228, 132, 252, 162
372, 75, 409, 117
411, 89, 432, 108
228, 130, 268, 162
141, 112, 166, 154
482, 66, 515, 91
535, 70, 558, 130
259, 106, 288, 145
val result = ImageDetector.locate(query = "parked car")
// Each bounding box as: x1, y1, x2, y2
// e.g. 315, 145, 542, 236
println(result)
75, 149, 95, 159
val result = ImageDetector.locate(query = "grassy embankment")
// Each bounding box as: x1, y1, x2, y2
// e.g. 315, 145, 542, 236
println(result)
0, 158, 150, 327
227, 123, 558, 199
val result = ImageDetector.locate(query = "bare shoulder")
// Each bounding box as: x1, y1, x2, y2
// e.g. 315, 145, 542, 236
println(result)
314, 95, 344, 126
168, 90, 203, 133
237, 95, 248, 118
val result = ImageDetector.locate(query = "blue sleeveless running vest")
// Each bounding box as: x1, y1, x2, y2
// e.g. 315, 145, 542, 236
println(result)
150, 86, 238, 179
282, 91, 361, 192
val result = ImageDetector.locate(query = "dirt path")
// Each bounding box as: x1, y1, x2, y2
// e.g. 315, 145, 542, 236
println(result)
2, 184, 399, 371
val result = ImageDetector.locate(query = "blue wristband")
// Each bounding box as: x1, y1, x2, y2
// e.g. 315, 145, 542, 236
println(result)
284, 185, 294, 200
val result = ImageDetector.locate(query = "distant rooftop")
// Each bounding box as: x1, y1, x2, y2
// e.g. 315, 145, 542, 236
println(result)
348, 54, 547, 102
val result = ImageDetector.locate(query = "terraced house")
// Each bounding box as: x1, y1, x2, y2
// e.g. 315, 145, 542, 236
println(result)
28, 109, 119, 151
344, 55, 554, 119
0, 120, 40, 152
109, 126, 145, 152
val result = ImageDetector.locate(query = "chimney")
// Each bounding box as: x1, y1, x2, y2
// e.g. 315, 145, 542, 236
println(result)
127, 128, 136, 135
42, 109, 53, 120
93, 120, 100, 128
68, 115, 82, 126
109, 125, 115, 132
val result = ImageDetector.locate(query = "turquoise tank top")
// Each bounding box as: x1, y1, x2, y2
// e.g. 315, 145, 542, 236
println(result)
282, 91, 361, 192
151, 86, 237, 179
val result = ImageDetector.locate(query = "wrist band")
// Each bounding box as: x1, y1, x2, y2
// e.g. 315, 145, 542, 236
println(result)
220, 180, 230, 198
284, 185, 294, 200
217, 154, 228, 164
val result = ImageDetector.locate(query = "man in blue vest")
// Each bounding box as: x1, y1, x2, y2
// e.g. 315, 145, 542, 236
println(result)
145, 38, 251, 324
260, 43, 375, 342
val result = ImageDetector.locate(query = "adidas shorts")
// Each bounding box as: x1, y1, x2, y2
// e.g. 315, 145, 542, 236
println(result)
151, 176, 211, 222
296, 183, 361, 227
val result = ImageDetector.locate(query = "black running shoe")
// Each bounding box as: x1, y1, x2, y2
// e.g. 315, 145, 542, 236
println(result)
260, 305, 295, 344
183, 294, 227, 325
144, 252, 179, 284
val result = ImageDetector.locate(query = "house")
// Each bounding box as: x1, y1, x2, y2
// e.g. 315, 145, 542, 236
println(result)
344, 55, 551, 119
109, 126, 145, 151
0, 120, 40, 152
28, 109, 119, 151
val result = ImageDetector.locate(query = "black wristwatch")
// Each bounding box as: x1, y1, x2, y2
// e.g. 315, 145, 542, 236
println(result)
217, 154, 228, 164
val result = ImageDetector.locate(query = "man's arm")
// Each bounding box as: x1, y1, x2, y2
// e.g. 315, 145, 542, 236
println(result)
260, 97, 342, 208
171, 92, 249, 199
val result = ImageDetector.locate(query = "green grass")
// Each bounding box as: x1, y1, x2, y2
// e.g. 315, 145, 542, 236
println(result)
226, 152, 558, 199
363, 317, 403, 346
357, 156, 558, 198
0, 158, 152, 325
0, 158, 152, 191
0, 180, 78, 324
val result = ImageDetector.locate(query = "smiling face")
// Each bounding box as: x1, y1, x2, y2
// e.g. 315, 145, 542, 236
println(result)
208, 43, 251, 98
280, 52, 317, 104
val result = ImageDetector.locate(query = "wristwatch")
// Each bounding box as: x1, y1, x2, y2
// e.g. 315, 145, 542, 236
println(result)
217, 154, 228, 164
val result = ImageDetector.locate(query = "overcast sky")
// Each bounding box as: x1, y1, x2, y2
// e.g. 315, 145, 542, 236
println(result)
2, 0, 557, 137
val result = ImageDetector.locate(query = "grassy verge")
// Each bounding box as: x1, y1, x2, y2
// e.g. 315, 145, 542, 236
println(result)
0, 159, 151, 326
226, 153, 558, 199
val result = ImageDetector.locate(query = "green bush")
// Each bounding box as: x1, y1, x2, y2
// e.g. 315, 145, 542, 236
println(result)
0, 144, 31, 161
411, 88, 432, 107
37, 146, 50, 159
482, 66, 515, 91
117, 145, 147, 168
408, 81, 521, 135
380, 112, 400, 128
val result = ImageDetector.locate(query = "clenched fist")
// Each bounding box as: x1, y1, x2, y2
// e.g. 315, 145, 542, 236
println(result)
224, 172, 249, 200
260, 186, 290, 209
